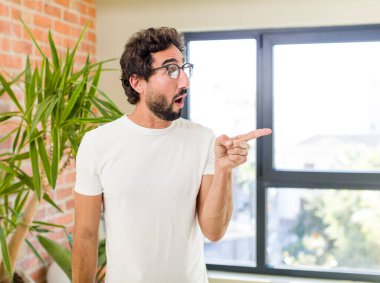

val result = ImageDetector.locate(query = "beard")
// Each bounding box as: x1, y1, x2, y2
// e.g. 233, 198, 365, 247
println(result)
146, 88, 187, 121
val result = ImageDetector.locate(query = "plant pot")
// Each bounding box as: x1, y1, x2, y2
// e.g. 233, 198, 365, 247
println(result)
0, 269, 35, 283
46, 262, 70, 283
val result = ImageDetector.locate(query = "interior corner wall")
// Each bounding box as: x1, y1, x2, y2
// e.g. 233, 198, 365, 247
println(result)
95, 0, 380, 114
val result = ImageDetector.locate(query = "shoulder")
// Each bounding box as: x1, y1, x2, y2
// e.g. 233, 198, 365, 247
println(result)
176, 118, 211, 131
82, 115, 126, 144
175, 118, 215, 140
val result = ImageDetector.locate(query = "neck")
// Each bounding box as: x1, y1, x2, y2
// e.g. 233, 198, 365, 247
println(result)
128, 104, 172, 129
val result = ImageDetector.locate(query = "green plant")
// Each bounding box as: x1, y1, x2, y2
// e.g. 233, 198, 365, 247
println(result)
37, 234, 106, 282
0, 20, 122, 282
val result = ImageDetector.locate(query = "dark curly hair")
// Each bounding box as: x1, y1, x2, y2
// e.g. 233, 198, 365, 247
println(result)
120, 27, 185, 105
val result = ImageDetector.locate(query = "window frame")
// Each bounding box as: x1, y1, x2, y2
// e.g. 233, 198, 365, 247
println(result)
184, 25, 380, 283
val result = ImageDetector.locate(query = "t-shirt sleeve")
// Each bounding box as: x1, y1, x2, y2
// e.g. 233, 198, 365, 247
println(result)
203, 131, 215, 175
74, 133, 103, 195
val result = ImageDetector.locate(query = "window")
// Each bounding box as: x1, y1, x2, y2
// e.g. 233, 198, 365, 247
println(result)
185, 26, 380, 282
188, 38, 257, 266
267, 188, 380, 272
273, 42, 380, 172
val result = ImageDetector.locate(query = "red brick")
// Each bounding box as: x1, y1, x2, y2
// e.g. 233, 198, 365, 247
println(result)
64, 10, 78, 24
90, 44, 95, 55
86, 31, 96, 42
65, 171, 76, 183
87, 6, 95, 18
79, 16, 94, 29
66, 199, 75, 210
89, 19, 95, 29
11, 7, 21, 20
54, 20, 69, 34
34, 14, 52, 29
57, 187, 73, 199
69, 26, 81, 38
44, 3, 61, 18
0, 119, 20, 134
23, 27, 46, 43
54, 214, 73, 226
11, 24, 22, 37
21, 10, 33, 22
76, 2, 87, 14
0, 100, 10, 113
54, 0, 70, 8
24, 0, 43, 11
12, 40, 33, 54
66, 225, 74, 234
49, 232, 70, 246
56, 174, 66, 186
0, 2, 9, 16
0, 54, 22, 69
0, 19, 11, 34
47, 205, 62, 215
19, 256, 40, 271
81, 42, 91, 53
63, 37, 76, 49
76, 55, 88, 65
53, 34, 64, 46
0, 37, 10, 52
40, 43, 52, 57
29, 57, 40, 68
35, 207, 46, 219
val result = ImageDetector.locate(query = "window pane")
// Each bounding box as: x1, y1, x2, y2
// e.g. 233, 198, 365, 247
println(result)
267, 187, 380, 273
273, 42, 380, 172
189, 39, 257, 266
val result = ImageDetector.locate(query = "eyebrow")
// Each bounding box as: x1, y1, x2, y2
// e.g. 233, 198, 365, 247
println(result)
161, 58, 184, 66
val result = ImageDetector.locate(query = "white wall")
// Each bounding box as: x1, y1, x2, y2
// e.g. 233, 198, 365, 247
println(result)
94, 2, 379, 282
95, 0, 380, 113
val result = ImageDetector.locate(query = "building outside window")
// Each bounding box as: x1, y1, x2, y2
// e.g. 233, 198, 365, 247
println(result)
185, 26, 380, 282
188, 38, 258, 266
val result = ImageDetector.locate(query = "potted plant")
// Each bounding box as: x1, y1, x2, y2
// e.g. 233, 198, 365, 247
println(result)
37, 234, 106, 283
0, 20, 122, 282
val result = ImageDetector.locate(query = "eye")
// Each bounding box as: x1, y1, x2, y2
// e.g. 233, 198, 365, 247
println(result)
183, 64, 193, 78
167, 65, 179, 78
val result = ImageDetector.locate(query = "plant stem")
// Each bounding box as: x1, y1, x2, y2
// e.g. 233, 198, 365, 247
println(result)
0, 178, 49, 281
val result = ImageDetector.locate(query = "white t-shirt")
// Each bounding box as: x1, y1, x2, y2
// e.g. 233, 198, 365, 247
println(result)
75, 115, 215, 283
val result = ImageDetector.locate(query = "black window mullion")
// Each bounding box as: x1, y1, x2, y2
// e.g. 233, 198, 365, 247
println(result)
267, 171, 380, 190
186, 25, 380, 282
256, 32, 267, 272
261, 26, 380, 282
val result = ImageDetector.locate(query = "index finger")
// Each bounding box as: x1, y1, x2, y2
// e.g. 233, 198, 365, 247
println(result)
233, 128, 272, 142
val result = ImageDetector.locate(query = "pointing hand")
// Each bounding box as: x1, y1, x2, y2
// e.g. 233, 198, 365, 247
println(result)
215, 128, 272, 171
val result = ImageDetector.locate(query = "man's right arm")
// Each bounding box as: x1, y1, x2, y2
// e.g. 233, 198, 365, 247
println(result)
72, 192, 102, 283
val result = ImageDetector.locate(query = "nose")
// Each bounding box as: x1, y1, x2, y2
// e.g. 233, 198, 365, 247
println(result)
178, 69, 190, 89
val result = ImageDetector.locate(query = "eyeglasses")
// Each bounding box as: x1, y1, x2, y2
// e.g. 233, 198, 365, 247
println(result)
151, 63, 194, 79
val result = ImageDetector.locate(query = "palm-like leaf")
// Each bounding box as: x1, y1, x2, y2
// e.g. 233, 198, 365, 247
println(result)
0, 21, 121, 279
37, 235, 72, 280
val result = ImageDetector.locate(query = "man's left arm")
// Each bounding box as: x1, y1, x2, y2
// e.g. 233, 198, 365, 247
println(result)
197, 129, 272, 242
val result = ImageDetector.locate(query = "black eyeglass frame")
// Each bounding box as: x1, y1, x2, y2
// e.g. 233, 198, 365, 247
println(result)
151, 63, 194, 79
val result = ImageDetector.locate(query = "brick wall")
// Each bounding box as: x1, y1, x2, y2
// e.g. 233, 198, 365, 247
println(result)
0, 0, 96, 282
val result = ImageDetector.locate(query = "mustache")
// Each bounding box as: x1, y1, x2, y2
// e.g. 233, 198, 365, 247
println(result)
174, 88, 187, 100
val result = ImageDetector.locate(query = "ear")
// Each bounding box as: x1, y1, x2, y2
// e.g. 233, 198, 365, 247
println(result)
129, 75, 146, 95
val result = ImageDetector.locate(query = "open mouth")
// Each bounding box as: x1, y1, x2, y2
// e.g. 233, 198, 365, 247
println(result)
173, 95, 186, 108
174, 97, 183, 104
173, 89, 187, 108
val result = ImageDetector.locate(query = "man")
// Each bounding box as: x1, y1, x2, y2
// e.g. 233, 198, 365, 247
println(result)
72, 27, 271, 283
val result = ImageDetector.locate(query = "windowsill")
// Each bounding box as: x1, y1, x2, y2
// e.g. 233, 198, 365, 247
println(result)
208, 271, 370, 283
